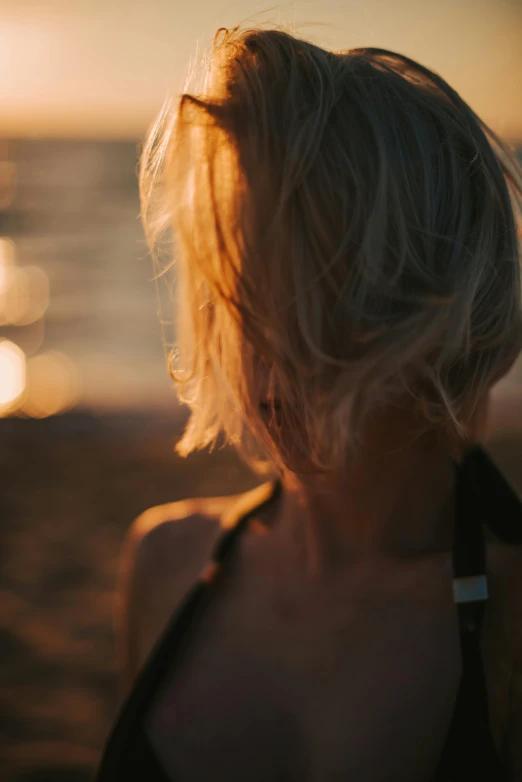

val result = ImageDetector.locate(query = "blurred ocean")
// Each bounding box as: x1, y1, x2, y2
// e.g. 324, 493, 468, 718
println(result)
0, 138, 176, 414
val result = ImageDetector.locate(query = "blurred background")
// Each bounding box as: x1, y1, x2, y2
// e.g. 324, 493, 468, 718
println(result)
1, 1, 521, 780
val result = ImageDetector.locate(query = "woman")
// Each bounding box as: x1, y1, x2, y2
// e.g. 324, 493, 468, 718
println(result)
95, 26, 522, 781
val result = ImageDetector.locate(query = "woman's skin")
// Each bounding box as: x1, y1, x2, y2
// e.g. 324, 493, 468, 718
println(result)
119, 393, 522, 781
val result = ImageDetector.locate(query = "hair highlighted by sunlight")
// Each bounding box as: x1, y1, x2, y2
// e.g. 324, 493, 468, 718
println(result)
139, 25, 522, 474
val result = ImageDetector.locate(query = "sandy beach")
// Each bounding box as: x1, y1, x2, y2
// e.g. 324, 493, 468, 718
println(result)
1, 409, 258, 781
1, 409, 521, 781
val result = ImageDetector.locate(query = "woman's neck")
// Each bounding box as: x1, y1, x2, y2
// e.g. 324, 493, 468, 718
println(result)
269, 409, 462, 581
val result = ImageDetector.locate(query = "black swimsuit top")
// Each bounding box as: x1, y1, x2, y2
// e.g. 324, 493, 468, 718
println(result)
94, 445, 522, 781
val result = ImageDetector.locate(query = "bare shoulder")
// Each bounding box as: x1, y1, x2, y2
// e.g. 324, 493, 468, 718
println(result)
117, 490, 245, 690
126, 493, 237, 581
116, 479, 279, 692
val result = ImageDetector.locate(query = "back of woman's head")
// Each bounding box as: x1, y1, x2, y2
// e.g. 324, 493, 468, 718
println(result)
140, 25, 522, 474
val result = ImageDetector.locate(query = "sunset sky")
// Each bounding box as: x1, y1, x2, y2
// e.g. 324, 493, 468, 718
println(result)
1, 0, 521, 141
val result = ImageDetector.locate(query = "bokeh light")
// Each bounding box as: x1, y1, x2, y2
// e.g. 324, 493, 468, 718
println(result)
0, 239, 50, 326
20, 350, 81, 418
1, 265, 50, 326
0, 339, 26, 414
0, 236, 16, 294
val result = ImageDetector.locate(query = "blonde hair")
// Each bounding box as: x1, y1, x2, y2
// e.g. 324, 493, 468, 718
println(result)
139, 25, 522, 474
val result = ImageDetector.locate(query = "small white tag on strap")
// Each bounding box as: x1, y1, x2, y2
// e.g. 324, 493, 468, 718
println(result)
452, 574, 488, 603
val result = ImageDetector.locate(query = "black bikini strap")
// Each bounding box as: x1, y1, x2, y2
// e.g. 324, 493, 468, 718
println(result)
451, 449, 492, 732
201, 478, 282, 581
452, 450, 488, 635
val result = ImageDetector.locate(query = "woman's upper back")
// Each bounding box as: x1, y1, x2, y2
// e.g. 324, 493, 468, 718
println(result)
101, 446, 522, 781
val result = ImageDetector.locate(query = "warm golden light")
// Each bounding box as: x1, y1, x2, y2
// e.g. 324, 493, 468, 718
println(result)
0, 237, 15, 298
20, 351, 81, 418
1, 3, 521, 142
0, 238, 50, 326
0, 339, 26, 414
1, 265, 50, 326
